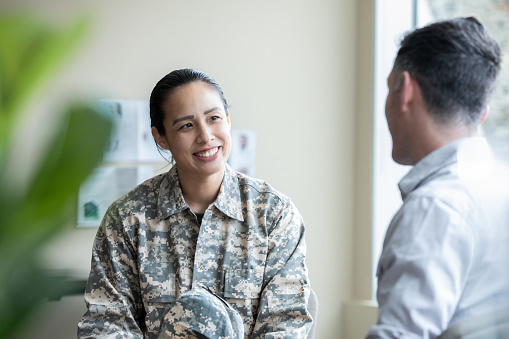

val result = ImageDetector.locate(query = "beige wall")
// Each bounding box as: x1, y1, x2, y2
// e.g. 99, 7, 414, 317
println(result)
2, 1, 378, 338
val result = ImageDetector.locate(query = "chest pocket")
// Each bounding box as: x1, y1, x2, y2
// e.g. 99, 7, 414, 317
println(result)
140, 266, 177, 304
224, 267, 263, 299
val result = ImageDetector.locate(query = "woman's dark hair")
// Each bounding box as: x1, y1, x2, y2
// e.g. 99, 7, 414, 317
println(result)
395, 17, 501, 125
149, 68, 229, 136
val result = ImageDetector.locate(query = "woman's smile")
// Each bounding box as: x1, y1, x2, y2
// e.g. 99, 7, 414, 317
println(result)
194, 146, 221, 160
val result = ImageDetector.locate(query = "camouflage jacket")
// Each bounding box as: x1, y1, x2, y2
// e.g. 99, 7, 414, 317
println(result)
78, 164, 312, 338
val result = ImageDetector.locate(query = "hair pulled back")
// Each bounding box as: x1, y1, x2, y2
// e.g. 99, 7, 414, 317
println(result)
150, 68, 229, 136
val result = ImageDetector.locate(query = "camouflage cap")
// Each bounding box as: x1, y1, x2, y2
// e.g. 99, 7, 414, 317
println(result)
157, 286, 244, 339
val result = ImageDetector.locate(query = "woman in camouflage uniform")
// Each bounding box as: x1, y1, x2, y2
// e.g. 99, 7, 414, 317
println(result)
78, 69, 313, 339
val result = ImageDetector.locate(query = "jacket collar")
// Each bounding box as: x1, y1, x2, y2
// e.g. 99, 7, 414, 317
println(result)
158, 164, 244, 221
213, 164, 244, 221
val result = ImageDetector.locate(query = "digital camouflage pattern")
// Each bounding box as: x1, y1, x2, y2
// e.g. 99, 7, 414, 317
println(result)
157, 286, 244, 339
78, 164, 312, 338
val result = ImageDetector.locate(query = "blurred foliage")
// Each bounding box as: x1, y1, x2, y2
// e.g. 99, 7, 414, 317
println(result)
0, 13, 112, 338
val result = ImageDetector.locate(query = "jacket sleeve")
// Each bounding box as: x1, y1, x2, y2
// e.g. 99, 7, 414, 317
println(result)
78, 203, 145, 338
366, 196, 476, 339
251, 199, 313, 339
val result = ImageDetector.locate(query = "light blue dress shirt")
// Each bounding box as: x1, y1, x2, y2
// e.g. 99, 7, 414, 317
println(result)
367, 137, 509, 339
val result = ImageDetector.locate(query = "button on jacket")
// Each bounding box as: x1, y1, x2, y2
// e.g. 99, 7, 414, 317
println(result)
367, 137, 509, 339
78, 164, 312, 338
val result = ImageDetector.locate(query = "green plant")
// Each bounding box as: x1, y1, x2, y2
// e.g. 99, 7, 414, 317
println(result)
0, 13, 112, 338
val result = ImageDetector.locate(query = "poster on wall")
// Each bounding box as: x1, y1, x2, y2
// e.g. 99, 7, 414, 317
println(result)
228, 129, 257, 177
101, 100, 162, 163
77, 165, 156, 228
77, 99, 167, 228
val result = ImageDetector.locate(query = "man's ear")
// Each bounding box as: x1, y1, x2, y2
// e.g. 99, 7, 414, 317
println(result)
151, 126, 170, 150
400, 71, 415, 112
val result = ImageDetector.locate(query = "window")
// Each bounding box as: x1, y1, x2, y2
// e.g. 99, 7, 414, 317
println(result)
372, 0, 418, 298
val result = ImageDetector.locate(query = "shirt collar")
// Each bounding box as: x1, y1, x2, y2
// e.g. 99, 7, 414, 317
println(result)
158, 164, 244, 221
213, 164, 244, 221
398, 138, 478, 199
159, 165, 188, 219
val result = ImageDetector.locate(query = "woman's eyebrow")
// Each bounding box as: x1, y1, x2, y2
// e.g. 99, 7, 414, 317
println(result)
204, 106, 221, 115
172, 115, 194, 126
172, 107, 221, 125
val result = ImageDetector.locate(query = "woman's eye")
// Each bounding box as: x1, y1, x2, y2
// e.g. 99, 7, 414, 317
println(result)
179, 123, 192, 130
210, 115, 221, 122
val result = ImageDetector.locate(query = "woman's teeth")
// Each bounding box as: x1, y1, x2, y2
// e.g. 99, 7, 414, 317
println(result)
195, 147, 219, 158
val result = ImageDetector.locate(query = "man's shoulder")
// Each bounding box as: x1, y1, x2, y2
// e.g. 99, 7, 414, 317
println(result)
405, 166, 477, 214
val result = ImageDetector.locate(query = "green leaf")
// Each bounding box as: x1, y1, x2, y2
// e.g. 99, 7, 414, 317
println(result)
0, 13, 89, 156
0, 104, 112, 338
0, 14, 110, 339
0, 256, 72, 338
0, 104, 112, 241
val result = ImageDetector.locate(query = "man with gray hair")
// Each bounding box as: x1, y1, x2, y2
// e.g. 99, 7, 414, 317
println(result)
367, 17, 509, 338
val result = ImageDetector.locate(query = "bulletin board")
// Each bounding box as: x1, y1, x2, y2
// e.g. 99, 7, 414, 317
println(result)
77, 100, 164, 228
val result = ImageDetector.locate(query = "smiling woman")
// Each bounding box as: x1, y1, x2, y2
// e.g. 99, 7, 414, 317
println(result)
150, 73, 232, 213
77, 69, 314, 339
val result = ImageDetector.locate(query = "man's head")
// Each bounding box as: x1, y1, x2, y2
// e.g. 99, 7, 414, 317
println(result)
394, 17, 501, 126
386, 17, 501, 165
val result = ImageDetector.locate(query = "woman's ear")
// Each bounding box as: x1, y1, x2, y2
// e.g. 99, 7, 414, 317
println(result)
151, 126, 170, 150
226, 109, 231, 128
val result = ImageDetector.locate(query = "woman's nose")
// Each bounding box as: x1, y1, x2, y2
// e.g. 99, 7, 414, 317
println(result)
197, 125, 213, 143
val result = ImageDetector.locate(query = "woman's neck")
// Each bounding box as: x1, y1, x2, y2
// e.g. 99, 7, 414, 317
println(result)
178, 169, 224, 214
